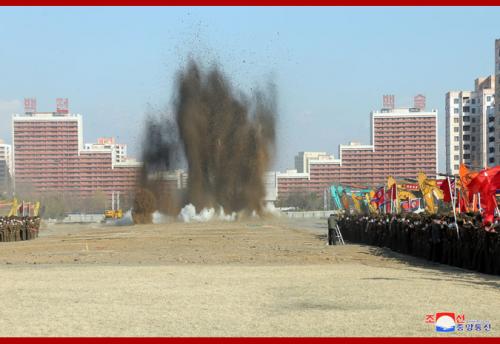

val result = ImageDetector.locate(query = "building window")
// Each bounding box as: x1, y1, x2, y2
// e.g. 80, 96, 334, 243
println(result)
471, 136, 476, 142
489, 147, 495, 153
463, 125, 470, 131
454, 108, 459, 114
471, 108, 476, 114
489, 137, 495, 143
463, 116, 470, 122
471, 146, 476, 151
463, 144, 470, 150
489, 158, 495, 164
463, 135, 470, 140
454, 145, 459, 150
464, 154, 471, 159
463, 106, 470, 112
453, 118, 459, 123
454, 136, 459, 142
472, 127, 476, 133
472, 118, 476, 123
487, 96, 491, 102
454, 164, 460, 170
454, 127, 459, 132
472, 99, 476, 104
454, 155, 459, 160
489, 126, 495, 133
454, 98, 459, 104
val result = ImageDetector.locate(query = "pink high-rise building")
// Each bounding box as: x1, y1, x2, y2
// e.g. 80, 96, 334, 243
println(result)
370, 107, 437, 182
12, 106, 141, 203
276, 104, 438, 200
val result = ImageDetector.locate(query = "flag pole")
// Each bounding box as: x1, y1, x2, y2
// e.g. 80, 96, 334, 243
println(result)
383, 186, 385, 214
447, 176, 459, 239
395, 184, 399, 214
391, 185, 394, 214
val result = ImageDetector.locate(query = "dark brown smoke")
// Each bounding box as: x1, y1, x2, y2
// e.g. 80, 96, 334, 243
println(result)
134, 60, 276, 221
135, 112, 185, 221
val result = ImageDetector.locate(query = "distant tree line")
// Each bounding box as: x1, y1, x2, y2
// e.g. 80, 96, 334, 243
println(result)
276, 191, 325, 211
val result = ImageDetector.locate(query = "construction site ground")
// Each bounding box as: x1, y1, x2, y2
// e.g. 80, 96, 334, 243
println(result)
0, 217, 499, 336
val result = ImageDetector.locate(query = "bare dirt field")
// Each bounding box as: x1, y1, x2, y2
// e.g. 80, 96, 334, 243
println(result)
0, 217, 499, 336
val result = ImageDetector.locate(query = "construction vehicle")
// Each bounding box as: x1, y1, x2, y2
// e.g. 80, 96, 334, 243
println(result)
104, 191, 123, 219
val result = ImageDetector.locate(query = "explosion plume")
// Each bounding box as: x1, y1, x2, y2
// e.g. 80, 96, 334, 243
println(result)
134, 60, 277, 223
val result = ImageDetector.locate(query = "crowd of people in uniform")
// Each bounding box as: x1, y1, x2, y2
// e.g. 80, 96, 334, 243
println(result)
0, 216, 40, 242
332, 213, 500, 275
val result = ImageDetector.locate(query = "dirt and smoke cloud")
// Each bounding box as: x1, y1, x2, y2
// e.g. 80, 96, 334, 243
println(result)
134, 60, 276, 222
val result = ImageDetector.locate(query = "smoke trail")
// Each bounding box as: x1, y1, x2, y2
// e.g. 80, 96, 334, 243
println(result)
175, 61, 276, 215
134, 60, 276, 223
134, 112, 185, 223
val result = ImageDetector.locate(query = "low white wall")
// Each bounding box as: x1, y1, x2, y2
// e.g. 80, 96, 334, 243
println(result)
282, 210, 340, 219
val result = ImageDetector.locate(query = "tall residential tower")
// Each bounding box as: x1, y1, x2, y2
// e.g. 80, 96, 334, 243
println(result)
495, 39, 500, 164
445, 76, 496, 174
12, 100, 141, 203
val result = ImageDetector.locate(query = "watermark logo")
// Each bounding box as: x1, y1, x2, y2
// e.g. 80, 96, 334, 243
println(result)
435, 312, 456, 332
425, 312, 491, 333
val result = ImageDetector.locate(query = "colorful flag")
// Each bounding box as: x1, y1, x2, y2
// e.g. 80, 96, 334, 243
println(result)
467, 166, 500, 225
384, 184, 396, 213
410, 198, 421, 210
400, 200, 410, 210
372, 187, 385, 206
400, 183, 419, 191
401, 198, 420, 212
439, 177, 455, 203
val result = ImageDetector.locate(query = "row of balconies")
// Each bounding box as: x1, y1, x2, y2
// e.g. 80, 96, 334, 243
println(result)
23, 180, 137, 185
373, 123, 436, 127
373, 127, 437, 131
374, 137, 436, 141
14, 124, 77, 127
24, 181, 137, 185
13, 133, 78, 138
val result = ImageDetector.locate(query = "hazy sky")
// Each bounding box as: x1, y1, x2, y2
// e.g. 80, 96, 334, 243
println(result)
0, 7, 499, 172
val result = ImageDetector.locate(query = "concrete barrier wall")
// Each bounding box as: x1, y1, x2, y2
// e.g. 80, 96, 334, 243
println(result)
282, 210, 340, 219
62, 214, 105, 223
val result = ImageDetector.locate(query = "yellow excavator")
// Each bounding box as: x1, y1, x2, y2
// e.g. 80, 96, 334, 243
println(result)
104, 191, 123, 219
104, 209, 123, 219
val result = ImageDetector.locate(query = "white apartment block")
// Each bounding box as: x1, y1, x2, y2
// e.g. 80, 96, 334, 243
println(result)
84, 137, 128, 164
495, 39, 500, 164
446, 76, 495, 175
294, 151, 337, 173
0, 139, 12, 175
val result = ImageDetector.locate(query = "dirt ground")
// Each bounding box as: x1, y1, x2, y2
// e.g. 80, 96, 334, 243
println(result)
0, 217, 499, 336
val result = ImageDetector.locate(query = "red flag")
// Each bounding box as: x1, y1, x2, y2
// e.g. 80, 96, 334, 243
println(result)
468, 167, 500, 225
410, 198, 420, 211
459, 193, 467, 213
384, 184, 397, 213
489, 168, 500, 191
439, 178, 452, 203
372, 187, 385, 207
385, 184, 397, 201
